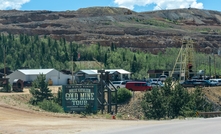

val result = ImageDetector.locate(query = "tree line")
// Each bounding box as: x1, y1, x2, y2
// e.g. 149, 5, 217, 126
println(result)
0, 33, 220, 79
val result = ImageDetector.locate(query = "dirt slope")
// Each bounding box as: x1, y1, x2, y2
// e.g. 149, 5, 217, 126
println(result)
0, 7, 221, 54
0, 86, 220, 133
0, 88, 162, 134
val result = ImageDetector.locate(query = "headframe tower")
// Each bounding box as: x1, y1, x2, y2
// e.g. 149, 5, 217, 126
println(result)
170, 37, 195, 81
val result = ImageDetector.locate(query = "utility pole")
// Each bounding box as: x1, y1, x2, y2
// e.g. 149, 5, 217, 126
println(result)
71, 54, 74, 84
214, 54, 216, 78
209, 56, 211, 78
4, 45, 6, 78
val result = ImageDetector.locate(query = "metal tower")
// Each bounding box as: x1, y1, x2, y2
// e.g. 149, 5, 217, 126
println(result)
170, 37, 195, 82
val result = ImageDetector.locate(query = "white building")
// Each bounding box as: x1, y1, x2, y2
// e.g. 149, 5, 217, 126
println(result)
75, 69, 131, 83
105, 69, 131, 81
75, 70, 99, 83
7, 69, 72, 85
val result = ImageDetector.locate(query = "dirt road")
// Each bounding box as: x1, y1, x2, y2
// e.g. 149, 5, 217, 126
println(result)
0, 102, 164, 134
0, 87, 163, 134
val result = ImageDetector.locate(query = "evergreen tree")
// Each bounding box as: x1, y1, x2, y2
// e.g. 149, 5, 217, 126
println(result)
104, 53, 108, 67
54, 87, 62, 106
29, 74, 53, 105
141, 79, 213, 119
133, 54, 137, 61
111, 42, 115, 51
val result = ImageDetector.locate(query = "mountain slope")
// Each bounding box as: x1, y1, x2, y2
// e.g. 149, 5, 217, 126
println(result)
0, 7, 221, 54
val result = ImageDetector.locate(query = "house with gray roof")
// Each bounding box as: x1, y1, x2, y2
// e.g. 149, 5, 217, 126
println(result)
75, 69, 131, 83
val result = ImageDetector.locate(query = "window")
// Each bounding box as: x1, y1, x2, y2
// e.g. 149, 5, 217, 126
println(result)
135, 83, 141, 86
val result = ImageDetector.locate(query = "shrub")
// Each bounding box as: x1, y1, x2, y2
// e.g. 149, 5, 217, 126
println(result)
0, 84, 11, 92
112, 88, 132, 104
38, 99, 64, 113
141, 79, 213, 119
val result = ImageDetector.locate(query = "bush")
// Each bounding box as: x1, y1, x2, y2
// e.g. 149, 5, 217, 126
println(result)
112, 88, 132, 104
0, 84, 11, 92
38, 99, 64, 113
141, 79, 213, 119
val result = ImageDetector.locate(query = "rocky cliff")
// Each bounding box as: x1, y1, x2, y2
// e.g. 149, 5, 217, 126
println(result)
0, 7, 221, 54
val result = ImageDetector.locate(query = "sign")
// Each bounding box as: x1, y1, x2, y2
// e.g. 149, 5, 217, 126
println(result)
62, 84, 97, 112
196, 111, 199, 116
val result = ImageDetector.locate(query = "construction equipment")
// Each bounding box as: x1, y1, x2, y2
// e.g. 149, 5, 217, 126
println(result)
170, 37, 195, 82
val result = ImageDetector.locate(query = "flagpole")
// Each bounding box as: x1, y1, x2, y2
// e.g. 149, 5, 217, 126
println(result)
71, 54, 74, 84
78, 52, 81, 69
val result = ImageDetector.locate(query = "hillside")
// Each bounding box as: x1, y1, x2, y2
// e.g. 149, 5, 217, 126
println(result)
0, 7, 221, 54
0, 86, 221, 122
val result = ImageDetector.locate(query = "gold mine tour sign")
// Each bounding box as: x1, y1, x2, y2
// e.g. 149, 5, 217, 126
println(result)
62, 84, 98, 112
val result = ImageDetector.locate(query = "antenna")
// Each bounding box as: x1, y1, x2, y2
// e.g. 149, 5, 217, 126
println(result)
188, 4, 191, 9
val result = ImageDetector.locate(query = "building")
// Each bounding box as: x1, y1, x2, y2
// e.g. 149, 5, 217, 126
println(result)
7, 69, 72, 86
75, 69, 131, 83
147, 69, 169, 78
105, 69, 131, 81
0, 67, 13, 78
74, 70, 99, 83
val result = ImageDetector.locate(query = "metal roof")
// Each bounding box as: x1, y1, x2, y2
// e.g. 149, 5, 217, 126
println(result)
80, 70, 98, 75
78, 69, 131, 75
18, 69, 54, 75
105, 69, 131, 74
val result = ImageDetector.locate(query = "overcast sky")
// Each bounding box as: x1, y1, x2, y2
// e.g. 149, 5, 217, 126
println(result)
0, 0, 220, 12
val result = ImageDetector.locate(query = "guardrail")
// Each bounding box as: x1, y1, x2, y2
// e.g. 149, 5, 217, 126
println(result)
196, 111, 221, 118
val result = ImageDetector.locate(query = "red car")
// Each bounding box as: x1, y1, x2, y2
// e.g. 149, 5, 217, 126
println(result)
125, 81, 152, 91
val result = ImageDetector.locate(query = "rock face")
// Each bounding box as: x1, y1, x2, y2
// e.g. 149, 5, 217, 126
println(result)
0, 7, 221, 54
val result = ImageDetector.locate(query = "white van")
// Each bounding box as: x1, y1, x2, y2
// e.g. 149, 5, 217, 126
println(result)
111, 81, 125, 88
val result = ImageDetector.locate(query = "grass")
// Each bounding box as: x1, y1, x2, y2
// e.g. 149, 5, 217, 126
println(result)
75, 61, 104, 69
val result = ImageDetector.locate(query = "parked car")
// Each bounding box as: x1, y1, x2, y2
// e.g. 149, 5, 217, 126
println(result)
149, 78, 163, 84
209, 79, 219, 86
216, 79, 221, 86
209, 79, 221, 86
180, 80, 216, 88
125, 81, 152, 91
151, 82, 164, 87
23, 81, 32, 87
159, 75, 167, 82
81, 77, 99, 84
111, 81, 125, 88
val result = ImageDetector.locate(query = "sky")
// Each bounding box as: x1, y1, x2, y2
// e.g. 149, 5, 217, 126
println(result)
0, 0, 220, 12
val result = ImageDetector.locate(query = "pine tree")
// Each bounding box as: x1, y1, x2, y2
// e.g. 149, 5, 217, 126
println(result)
111, 42, 115, 51
29, 74, 53, 105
